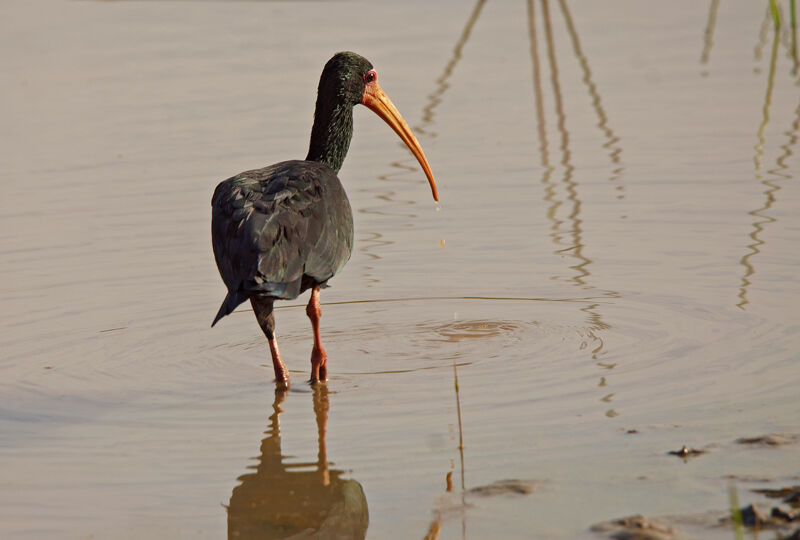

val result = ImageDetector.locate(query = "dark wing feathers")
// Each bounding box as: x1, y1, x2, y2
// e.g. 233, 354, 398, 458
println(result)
211, 160, 353, 325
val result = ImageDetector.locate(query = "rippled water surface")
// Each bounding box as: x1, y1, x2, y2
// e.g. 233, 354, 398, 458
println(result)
2, 0, 799, 538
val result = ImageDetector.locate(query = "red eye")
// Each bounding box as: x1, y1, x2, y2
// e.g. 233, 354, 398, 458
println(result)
363, 70, 377, 84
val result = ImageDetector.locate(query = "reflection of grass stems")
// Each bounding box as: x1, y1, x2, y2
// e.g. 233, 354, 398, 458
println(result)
741, 25, 780, 308
527, 0, 550, 168
792, 0, 798, 71
422, 360, 465, 540
754, 30, 780, 171
416, 0, 486, 139
756, 6, 772, 61
453, 357, 465, 491
423, 519, 441, 540
558, 0, 624, 174
452, 355, 466, 540
728, 483, 745, 540
701, 0, 721, 65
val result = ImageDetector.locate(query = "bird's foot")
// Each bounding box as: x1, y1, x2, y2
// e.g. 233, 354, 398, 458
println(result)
318, 363, 327, 382
274, 369, 290, 388
309, 345, 328, 382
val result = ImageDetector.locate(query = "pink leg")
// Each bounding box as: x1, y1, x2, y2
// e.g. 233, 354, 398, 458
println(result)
267, 336, 289, 387
306, 286, 328, 382
251, 297, 289, 387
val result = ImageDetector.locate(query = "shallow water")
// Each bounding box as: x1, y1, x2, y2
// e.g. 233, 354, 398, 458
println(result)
1, 0, 799, 538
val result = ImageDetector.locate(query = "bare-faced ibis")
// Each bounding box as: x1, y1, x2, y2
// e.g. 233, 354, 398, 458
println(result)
211, 52, 438, 386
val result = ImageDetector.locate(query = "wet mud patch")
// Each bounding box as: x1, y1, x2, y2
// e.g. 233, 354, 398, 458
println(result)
467, 478, 538, 497
653, 432, 800, 462
736, 434, 800, 447
753, 486, 800, 508
591, 514, 678, 540
592, 495, 800, 539
592, 433, 800, 538
667, 445, 708, 460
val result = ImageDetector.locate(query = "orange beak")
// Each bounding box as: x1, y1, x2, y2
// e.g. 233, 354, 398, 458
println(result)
362, 82, 439, 202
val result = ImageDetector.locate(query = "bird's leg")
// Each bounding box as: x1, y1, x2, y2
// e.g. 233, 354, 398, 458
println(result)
251, 296, 289, 386
306, 285, 328, 382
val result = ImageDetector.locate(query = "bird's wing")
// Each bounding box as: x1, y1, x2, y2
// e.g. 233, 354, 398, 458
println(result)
211, 161, 330, 302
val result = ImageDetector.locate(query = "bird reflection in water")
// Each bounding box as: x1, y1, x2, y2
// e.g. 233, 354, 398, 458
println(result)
227, 386, 368, 539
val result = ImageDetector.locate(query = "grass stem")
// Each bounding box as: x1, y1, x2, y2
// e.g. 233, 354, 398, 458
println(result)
728, 483, 745, 540
770, 0, 782, 28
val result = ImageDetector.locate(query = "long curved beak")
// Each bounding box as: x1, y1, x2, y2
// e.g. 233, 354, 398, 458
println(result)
362, 83, 439, 202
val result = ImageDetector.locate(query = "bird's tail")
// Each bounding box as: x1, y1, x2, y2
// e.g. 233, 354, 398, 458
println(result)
211, 290, 249, 327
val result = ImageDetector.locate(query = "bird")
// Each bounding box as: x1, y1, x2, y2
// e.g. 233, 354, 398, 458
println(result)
211, 52, 438, 386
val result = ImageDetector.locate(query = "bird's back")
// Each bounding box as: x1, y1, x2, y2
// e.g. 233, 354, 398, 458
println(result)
211, 160, 353, 325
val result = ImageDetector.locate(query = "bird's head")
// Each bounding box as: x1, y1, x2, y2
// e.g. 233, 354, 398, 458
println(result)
319, 52, 439, 202
318, 52, 374, 107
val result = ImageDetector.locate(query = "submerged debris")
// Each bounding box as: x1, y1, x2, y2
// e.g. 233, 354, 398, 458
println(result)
719, 503, 800, 529
592, 506, 800, 540
590, 514, 677, 540
736, 434, 800, 447
737, 504, 769, 527
468, 479, 536, 497
772, 506, 800, 522
752, 485, 800, 508
668, 445, 707, 459
591, 485, 800, 539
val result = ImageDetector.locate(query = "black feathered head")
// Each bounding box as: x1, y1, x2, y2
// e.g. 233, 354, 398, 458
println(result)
316, 52, 374, 106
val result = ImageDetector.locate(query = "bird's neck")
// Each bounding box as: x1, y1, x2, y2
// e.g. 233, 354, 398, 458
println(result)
305, 101, 354, 174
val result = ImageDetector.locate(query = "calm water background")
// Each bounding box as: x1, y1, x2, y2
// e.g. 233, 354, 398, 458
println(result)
1, 0, 799, 538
